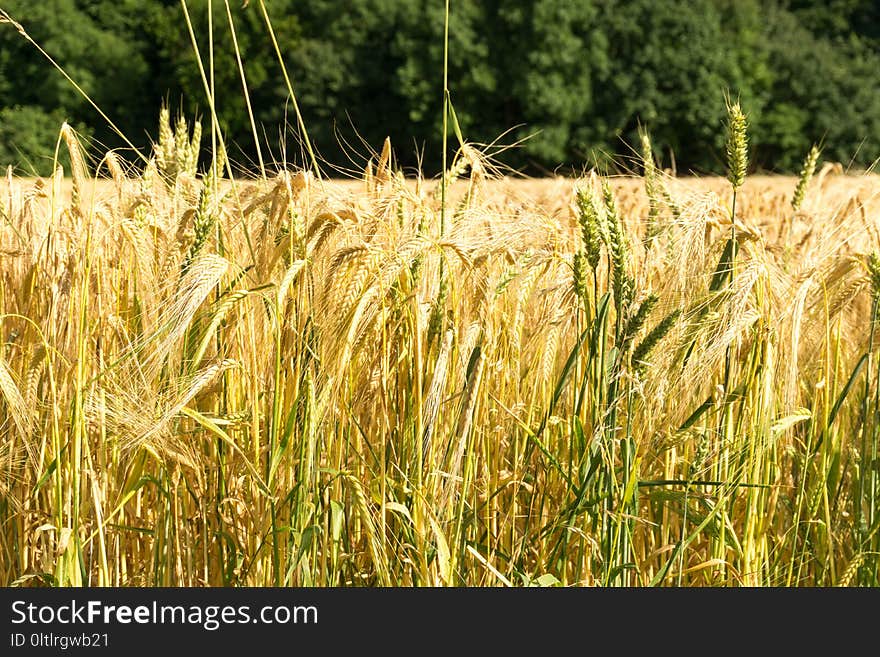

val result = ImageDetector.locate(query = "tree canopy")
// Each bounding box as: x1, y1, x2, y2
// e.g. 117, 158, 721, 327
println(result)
1, 0, 878, 175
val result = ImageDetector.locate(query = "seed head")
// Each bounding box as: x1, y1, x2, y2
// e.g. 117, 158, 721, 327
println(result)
623, 293, 659, 349
725, 101, 748, 190
602, 180, 634, 315
641, 132, 661, 242
575, 186, 603, 271
632, 308, 681, 373
791, 144, 821, 212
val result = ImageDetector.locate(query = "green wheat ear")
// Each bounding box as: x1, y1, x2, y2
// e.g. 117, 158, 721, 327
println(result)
182, 184, 216, 276
791, 144, 821, 212
640, 131, 661, 242
576, 185, 603, 272
623, 293, 659, 347
725, 101, 748, 190
632, 307, 681, 373
156, 106, 174, 178
602, 179, 634, 317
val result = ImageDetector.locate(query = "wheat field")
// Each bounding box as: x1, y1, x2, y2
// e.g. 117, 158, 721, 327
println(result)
1, 115, 879, 587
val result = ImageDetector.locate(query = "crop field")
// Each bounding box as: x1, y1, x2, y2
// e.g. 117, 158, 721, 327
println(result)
2, 112, 880, 588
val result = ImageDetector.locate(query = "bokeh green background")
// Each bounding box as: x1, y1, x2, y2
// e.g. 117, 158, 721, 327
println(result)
1, 0, 879, 176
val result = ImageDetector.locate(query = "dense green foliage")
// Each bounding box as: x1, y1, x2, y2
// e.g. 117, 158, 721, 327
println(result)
1, 0, 878, 175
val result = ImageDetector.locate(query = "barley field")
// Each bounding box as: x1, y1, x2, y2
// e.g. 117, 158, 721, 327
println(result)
2, 112, 880, 588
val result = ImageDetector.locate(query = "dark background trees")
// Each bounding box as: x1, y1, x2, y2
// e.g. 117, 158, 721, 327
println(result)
1, 0, 878, 176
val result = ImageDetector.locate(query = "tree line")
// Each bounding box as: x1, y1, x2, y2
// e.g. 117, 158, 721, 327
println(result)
1, 0, 879, 176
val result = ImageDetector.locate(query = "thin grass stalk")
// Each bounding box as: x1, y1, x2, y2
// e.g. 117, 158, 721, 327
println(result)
223, 0, 266, 178
256, 0, 320, 175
